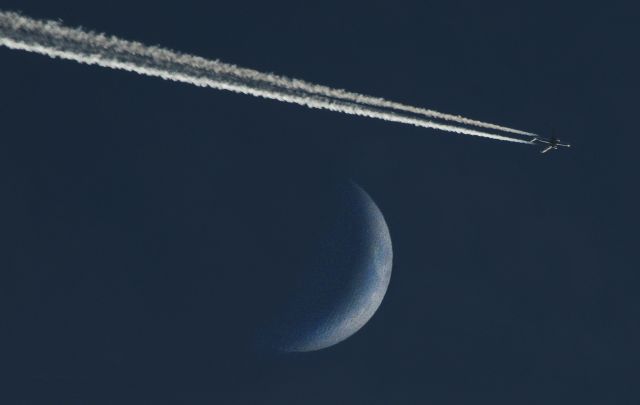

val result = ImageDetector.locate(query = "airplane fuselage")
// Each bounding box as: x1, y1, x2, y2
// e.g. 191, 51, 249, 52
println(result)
532, 136, 570, 153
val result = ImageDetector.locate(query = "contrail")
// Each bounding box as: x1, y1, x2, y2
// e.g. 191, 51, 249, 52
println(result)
0, 11, 534, 145
0, 11, 535, 138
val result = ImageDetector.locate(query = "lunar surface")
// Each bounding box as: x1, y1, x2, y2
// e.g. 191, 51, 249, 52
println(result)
265, 182, 393, 352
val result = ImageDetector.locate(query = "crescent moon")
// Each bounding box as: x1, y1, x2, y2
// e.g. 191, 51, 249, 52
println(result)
268, 182, 393, 352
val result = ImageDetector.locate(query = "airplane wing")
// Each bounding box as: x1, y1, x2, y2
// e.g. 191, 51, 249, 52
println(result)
541, 145, 554, 154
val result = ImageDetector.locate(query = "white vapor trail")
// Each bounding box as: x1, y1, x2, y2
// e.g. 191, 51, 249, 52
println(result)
0, 11, 534, 145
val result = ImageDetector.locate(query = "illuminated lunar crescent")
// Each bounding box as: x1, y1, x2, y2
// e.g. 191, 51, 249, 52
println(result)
267, 182, 393, 352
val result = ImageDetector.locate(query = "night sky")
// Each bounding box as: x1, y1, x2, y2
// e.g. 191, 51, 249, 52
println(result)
1, 1, 638, 404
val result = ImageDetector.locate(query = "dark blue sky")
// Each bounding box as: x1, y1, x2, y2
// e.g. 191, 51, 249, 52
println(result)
1, 1, 638, 404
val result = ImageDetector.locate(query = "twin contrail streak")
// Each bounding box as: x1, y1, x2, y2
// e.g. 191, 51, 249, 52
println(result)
0, 11, 534, 145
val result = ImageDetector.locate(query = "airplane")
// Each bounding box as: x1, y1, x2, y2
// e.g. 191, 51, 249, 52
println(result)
531, 136, 571, 154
